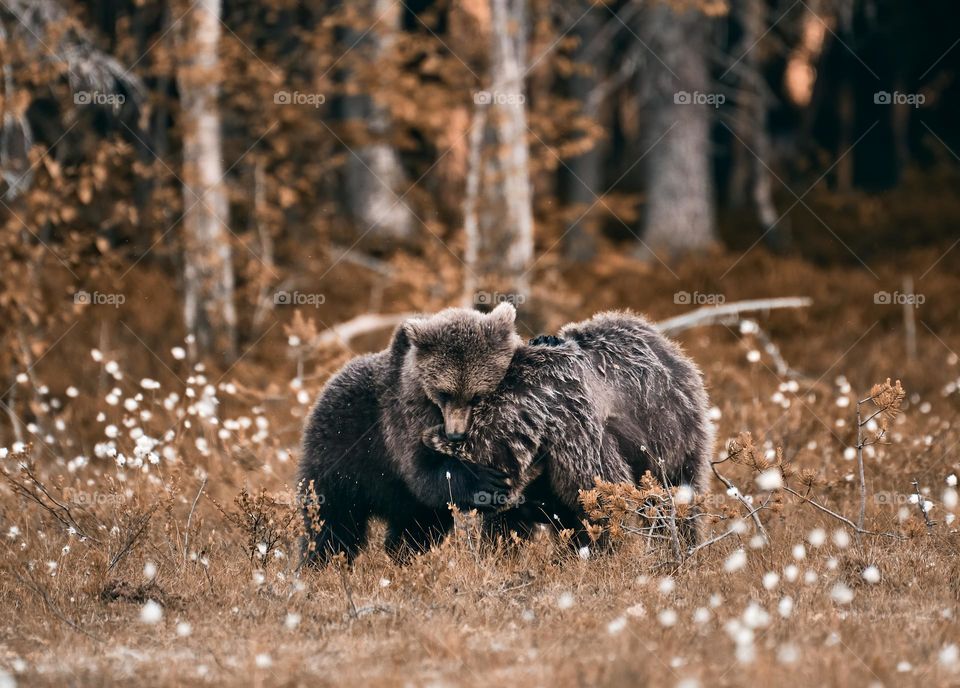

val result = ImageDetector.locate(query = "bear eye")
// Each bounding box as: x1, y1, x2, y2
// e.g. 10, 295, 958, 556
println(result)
436, 392, 451, 404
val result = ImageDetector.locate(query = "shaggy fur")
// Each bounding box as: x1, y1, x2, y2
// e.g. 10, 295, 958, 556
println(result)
422, 311, 714, 543
298, 305, 517, 565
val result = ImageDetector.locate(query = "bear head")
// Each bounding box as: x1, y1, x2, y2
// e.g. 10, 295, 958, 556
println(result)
402, 302, 521, 440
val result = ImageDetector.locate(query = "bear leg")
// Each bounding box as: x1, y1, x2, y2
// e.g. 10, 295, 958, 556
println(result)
384, 507, 453, 563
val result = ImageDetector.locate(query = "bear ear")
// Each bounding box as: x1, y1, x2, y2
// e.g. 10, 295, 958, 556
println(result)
401, 318, 430, 349
487, 302, 516, 331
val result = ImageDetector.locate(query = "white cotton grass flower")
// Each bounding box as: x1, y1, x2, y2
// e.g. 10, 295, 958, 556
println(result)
832, 528, 851, 548
755, 469, 783, 491
943, 488, 958, 510
830, 582, 854, 604
939, 644, 959, 669
379, 578, 391, 588
762, 571, 780, 590
746, 350, 761, 363
724, 549, 747, 573
778, 596, 794, 618
862, 566, 881, 584
807, 528, 826, 547
171, 346, 187, 360
143, 561, 157, 581
556, 592, 575, 610
284, 612, 301, 630
843, 447, 857, 461
897, 661, 913, 672
658, 577, 675, 595
254, 653, 272, 668
777, 644, 800, 664
675, 679, 700, 688
948, 474, 958, 488
742, 603, 770, 629
607, 616, 627, 635
658, 609, 678, 627
578, 546, 591, 560
692, 607, 710, 625
140, 600, 163, 624
176, 621, 192, 637
626, 603, 646, 618
66, 386, 79, 398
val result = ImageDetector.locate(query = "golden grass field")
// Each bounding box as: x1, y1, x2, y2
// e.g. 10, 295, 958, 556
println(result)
2, 249, 959, 687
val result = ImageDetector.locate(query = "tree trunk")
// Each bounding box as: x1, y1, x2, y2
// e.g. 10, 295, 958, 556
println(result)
736, 0, 789, 252
558, 2, 603, 263
638, 2, 716, 258
339, 0, 414, 249
465, 0, 534, 307
177, 0, 237, 360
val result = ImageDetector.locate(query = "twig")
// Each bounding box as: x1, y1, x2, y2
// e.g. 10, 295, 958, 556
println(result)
912, 479, 936, 532
10, 566, 103, 643
710, 463, 769, 544
856, 397, 867, 534
337, 561, 359, 620
183, 477, 207, 561
655, 297, 812, 335
782, 486, 902, 539
108, 506, 158, 571
685, 499, 769, 558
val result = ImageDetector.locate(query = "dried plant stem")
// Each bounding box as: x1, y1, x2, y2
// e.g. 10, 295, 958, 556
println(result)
710, 463, 769, 543
912, 479, 935, 532
183, 477, 207, 561
856, 397, 867, 534
782, 486, 902, 539
10, 565, 103, 643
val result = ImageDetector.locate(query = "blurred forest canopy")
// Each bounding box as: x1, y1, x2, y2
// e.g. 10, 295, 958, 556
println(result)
1, 0, 959, 363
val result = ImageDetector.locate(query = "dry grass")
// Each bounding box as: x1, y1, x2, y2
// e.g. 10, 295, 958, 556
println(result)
2, 249, 960, 687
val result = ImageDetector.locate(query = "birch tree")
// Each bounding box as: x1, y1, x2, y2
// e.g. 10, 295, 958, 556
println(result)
340, 0, 414, 248
177, 0, 237, 359
464, 0, 533, 304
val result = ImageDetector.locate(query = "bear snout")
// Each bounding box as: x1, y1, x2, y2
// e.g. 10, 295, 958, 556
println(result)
442, 404, 472, 439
